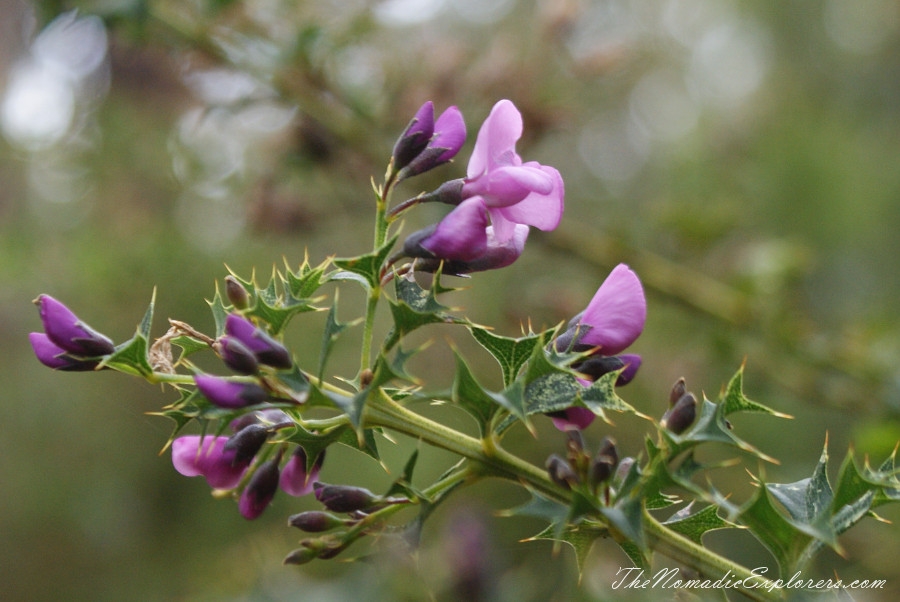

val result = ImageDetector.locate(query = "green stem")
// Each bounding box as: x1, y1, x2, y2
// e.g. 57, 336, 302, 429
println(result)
364, 392, 784, 600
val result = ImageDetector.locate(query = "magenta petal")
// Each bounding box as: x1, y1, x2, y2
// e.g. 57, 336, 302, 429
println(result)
465, 164, 554, 207
280, 450, 322, 497
433, 106, 466, 162
171, 435, 247, 489
421, 198, 489, 261
551, 407, 596, 431
495, 165, 564, 231
467, 99, 523, 179
579, 264, 647, 355
36, 294, 115, 356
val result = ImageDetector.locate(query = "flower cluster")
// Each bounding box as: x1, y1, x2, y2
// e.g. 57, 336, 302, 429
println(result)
392, 99, 564, 275
550, 264, 647, 430
172, 410, 324, 520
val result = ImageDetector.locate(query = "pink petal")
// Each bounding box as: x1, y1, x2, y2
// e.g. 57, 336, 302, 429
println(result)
579, 264, 647, 355
422, 198, 489, 261
467, 99, 523, 179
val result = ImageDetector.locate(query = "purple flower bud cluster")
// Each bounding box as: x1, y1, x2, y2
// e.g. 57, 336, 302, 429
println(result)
215, 313, 292, 374
549, 264, 647, 430
171, 415, 324, 520
545, 434, 621, 500
392, 99, 564, 275
29, 295, 116, 371
661, 377, 698, 435
391, 101, 466, 179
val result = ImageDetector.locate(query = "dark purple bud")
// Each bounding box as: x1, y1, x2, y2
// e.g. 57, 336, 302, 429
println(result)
403, 106, 467, 176
239, 457, 281, 520
280, 447, 324, 497
313, 482, 380, 513
215, 335, 259, 375
225, 275, 251, 310
590, 436, 618, 485
29, 332, 101, 371
663, 392, 697, 435
575, 354, 642, 386
224, 424, 269, 465
229, 408, 291, 432
669, 377, 686, 407
392, 101, 435, 171
225, 314, 292, 369
283, 546, 318, 566
565, 429, 585, 457
195, 374, 267, 409
546, 453, 579, 490
288, 510, 346, 532
34, 294, 115, 356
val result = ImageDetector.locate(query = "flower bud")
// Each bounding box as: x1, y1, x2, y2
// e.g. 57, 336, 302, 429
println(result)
614, 456, 636, 485
195, 374, 267, 408
34, 294, 115, 356
280, 447, 324, 497
224, 424, 269, 465
29, 332, 101, 371
392, 101, 435, 171
669, 377, 686, 407
663, 392, 697, 435
283, 546, 318, 566
288, 510, 346, 532
313, 482, 380, 513
225, 314, 292, 369
229, 408, 291, 432
171, 435, 251, 489
215, 335, 259, 375
403, 106, 466, 177
225, 275, 251, 310
589, 436, 618, 486
546, 453, 579, 490
239, 457, 281, 520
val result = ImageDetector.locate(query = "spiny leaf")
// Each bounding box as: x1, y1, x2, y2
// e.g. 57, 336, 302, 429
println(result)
102, 290, 155, 377
285, 254, 329, 299
499, 489, 570, 524
452, 351, 499, 436
384, 272, 466, 350
662, 503, 738, 544
317, 294, 356, 381
468, 325, 543, 387
719, 365, 792, 418
333, 234, 398, 290
207, 283, 230, 337
579, 369, 642, 419
525, 521, 608, 577
738, 483, 818, 576
245, 267, 320, 335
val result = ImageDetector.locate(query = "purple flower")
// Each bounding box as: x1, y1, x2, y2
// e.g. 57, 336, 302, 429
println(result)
33, 294, 115, 357
461, 100, 564, 243
550, 265, 646, 430
400, 198, 530, 275
239, 457, 281, 520
171, 435, 251, 489
556, 264, 646, 356
279, 447, 324, 497
195, 374, 267, 409
225, 314, 292, 369
28, 332, 101, 371
393, 101, 467, 179
215, 335, 260, 375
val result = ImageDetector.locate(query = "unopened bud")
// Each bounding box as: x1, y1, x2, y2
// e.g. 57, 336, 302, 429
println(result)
225, 276, 251, 310
215, 336, 259, 375
224, 424, 269, 465
669, 378, 686, 407
614, 456, 636, 484
589, 436, 619, 485
313, 482, 380, 513
663, 392, 697, 435
283, 545, 318, 566
238, 457, 281, 520
288, 510, 347, 532
546, 454, 579, 490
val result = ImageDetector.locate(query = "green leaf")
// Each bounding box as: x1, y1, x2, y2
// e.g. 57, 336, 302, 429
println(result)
580, 370, 641, 420
102, 290, 155, 377
468, 325, 543, 387
384, 271, 465, 350
317, 295, 355, 381
526, 521, 608, 577
333, 234, 398, 290
207, 284, 230, 337
244, 267, 320, 335
285, 255, 328, 299
662, 503, 738, 544
452, 352, 531, 434
170, 335, 208, 359
499, 490, 570, 524
719, 365, 792, 418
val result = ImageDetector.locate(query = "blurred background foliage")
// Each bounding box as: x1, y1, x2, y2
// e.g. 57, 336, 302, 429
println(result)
2, 0, 900, 600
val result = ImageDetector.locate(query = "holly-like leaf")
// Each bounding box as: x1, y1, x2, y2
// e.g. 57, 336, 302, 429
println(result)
285, 254, 329, 299
245, 267, 320, 335
333, 234, 398, 290
102, 291, 155, 377
468, 325, 543, 387
207, 284, 230, 337
580, 370, 641, 419
318, 295, 357, 381
526, 521, 608, 577
719, 365, 792, 419
662, 503, 738, 544
384, 271, 465, 350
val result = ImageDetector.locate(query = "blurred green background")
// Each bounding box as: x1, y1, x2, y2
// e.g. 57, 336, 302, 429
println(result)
2, 0, 900, 600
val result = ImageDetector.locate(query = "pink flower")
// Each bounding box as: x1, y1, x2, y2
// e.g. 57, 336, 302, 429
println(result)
550, 265, 646, 430
171, 435, 250, 489
279, 447, 324, 497
461, 100, 564, 243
